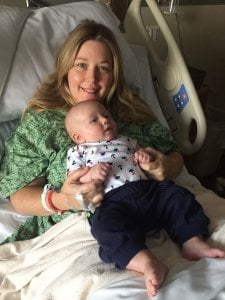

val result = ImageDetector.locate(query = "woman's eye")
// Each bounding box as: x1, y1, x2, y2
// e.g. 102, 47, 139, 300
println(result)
98, 65, 111, 73
75, 63, 87, 69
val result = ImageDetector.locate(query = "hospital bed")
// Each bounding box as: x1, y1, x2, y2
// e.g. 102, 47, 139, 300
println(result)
0, 1, 225, 299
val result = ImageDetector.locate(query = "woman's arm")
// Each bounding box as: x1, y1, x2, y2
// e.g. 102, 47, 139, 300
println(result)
10, 168, 104, 216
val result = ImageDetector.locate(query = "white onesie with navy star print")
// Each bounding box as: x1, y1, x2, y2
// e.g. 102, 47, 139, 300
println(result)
66, 136, 147, 193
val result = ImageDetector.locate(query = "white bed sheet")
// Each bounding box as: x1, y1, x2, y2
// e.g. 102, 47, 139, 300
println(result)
1, 186, 225, 300
0, 200, 28, 242
90, 259, 225, 300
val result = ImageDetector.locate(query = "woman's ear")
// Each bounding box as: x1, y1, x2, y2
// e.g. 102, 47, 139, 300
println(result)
72, 133, 86, 144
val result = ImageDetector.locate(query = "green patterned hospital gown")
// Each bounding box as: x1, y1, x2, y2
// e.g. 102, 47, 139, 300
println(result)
0, 110, 179, 243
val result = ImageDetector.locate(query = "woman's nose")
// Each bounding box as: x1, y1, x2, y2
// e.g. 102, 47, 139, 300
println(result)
86, 68, 97, 83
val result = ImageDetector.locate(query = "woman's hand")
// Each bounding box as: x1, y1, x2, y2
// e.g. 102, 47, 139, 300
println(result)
10, 167, 104, 216
61, 167, 104, 210
138, 147, 184, 181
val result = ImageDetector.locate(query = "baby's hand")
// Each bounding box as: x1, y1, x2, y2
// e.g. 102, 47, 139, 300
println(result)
134, 149, 153, 164
89, 163, 111, 181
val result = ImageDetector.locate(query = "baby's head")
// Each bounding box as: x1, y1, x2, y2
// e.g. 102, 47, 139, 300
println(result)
65, 100, 117, 144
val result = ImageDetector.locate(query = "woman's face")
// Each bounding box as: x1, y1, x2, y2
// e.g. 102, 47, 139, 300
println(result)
68, 40, 113, 103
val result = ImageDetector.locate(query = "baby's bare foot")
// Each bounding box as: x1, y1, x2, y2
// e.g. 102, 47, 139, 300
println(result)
144, 257, 168, 297
182, 237, 225, 261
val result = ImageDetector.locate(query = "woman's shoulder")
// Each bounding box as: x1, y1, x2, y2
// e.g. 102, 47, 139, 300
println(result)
118, 120, 179, 152
118, 120, 161, 136
0, 109, 70, 198
8, 109, 69, 150
23, 110, 66, 128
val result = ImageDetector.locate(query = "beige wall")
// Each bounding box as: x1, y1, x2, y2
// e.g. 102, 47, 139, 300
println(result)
177, 5, 225, 110
0, 0, 25, 6
142, 5, 225, 110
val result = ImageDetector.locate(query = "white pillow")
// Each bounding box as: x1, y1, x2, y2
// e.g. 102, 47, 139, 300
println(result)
0, 1, 143, 122
0, 6, 30, 98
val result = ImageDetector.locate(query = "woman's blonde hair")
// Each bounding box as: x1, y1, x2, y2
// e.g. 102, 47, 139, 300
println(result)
24, 20, 156, 122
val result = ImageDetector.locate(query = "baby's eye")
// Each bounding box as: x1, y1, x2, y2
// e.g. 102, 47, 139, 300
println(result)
90, 116, 98, 123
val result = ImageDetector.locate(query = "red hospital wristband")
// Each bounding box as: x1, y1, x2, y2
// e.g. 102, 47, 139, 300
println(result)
46, 189, 66, 215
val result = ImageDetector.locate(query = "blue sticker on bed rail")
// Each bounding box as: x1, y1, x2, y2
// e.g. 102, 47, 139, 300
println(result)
172, 84, 189, 113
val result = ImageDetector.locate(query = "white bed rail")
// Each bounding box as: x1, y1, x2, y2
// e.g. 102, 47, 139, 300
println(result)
124, 0, 207, 155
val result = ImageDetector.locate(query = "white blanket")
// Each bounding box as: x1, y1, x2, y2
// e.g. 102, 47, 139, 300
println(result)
0, 213, 135, 300
1, 184, 225, 300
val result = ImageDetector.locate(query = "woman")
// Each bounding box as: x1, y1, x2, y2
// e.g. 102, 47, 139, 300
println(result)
0, 20, 183, 241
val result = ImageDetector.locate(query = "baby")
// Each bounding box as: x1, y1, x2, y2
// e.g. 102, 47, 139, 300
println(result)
65, 100, 225, 297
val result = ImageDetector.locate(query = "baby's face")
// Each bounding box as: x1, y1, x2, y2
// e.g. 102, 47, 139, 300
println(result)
75, 101, 117, 143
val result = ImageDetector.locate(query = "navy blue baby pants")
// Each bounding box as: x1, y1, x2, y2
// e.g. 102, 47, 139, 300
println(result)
89, 180, 209, 269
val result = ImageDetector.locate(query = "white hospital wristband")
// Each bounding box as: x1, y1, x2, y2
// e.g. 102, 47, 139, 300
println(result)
41, 184, 54, 213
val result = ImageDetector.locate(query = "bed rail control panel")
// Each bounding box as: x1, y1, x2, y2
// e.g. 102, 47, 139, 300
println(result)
172, 84, 189, 113
124, 0, 207, 155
